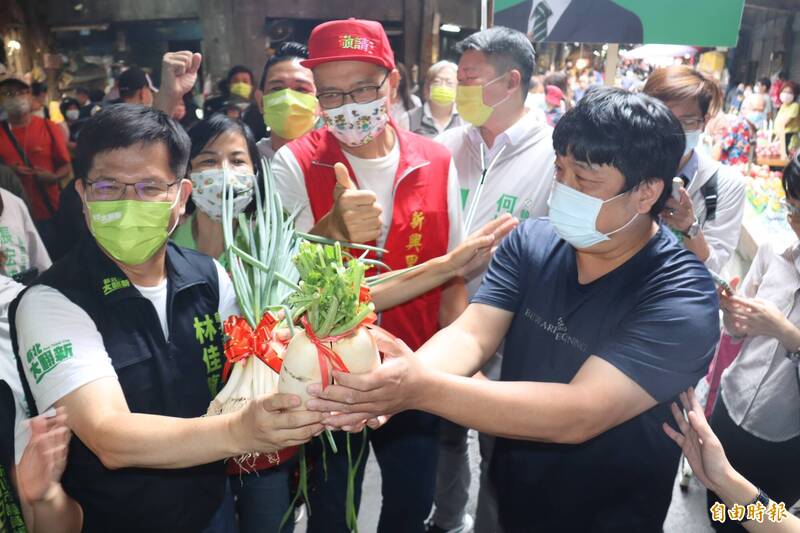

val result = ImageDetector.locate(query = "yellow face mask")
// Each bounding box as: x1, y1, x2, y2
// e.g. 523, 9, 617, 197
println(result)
262, 89, 318, 140
230, 82, 253, 100
455, 74, 509, 126
430, 85, 456, 106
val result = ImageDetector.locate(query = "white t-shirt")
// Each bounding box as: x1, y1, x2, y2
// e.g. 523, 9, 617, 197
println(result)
0, 188, 51, 278
14, 259, 239, 416
272, 131, 465, 251
0, 276, 29, 463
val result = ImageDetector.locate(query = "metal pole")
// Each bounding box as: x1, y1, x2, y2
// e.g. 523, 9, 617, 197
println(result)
605, 43, 620, 87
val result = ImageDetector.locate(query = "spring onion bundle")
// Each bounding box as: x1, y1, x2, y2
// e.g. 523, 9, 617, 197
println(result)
206, 159, 301, 466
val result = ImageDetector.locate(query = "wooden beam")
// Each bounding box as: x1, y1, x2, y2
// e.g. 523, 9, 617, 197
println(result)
258, 0, 403, 22
404, 0, 423, 70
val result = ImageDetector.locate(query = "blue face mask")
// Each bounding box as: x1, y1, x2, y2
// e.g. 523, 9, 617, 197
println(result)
547, 181, 639, 249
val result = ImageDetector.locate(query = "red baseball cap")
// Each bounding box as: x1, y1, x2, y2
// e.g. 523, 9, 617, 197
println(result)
546, 85, 565, 106
302, 18, 396, 71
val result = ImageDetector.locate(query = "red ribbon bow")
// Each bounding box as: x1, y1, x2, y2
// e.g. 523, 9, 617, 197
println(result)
301, 309, 378, 389
222, 313, 285, 381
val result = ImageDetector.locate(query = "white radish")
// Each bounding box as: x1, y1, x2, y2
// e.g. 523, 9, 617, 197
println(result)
332, 327, 380, 374
279, 330, 324, 408
278, 326, 379, 408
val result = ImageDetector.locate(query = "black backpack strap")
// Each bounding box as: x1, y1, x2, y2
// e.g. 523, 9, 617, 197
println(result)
701, 169, 719, 223
0, 120, 58, 217
9, 286, 40, 418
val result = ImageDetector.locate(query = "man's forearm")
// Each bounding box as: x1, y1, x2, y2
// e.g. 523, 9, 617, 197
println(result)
81, 410, 245, 470
370, 255, 455, 312
416, 372, 586, 444
415, 317, 495, 376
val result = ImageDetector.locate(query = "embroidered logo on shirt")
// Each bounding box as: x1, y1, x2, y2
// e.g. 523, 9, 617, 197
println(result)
338, 34, 375, 53
26, 340, 74, 384
102, 276, 131, 295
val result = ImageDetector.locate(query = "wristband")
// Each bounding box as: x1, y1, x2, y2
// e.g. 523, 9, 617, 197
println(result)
742, 488, 770, 522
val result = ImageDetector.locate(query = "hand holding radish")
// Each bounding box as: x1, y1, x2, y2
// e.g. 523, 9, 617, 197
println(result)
329, 163, 383, 243
306, 333, 425, 429
447, 213, 518, 281
232, 393, 325, 454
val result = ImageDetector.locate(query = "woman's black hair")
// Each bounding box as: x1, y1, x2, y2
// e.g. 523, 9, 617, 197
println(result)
185, 114, 263, 215
395, 63, 415, 112
553, 86, 685, 218
783, 155, 800, 201
259, 41, 309, 91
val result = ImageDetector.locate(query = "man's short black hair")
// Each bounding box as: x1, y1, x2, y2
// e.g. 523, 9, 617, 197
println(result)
31, 82, 47, 96
74, 104, 190, 181
260, 41, 309, 91
227, 65, 254, 85
455, 26, 535, 97
553, 87, 685, 218
758, 77, 771, 91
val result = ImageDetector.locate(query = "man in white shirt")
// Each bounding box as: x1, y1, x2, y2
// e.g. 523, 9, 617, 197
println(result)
429, 26, 555, 533
271, 18, 466, 533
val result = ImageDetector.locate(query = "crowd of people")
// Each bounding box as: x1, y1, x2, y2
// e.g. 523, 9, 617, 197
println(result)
0, 17, 799, 533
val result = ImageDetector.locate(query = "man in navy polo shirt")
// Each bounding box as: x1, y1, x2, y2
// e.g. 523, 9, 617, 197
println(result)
307, 87, 721, 532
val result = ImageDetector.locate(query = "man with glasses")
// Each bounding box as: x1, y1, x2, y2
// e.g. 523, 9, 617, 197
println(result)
0, 78, 72, 251
271, 18, 466, 533
644, 66, 746, 274
9, 104, 324, 533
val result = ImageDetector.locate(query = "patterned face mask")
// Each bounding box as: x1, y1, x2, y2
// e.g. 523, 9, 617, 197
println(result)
189, 167, 255, 221
320, 97, 389, 147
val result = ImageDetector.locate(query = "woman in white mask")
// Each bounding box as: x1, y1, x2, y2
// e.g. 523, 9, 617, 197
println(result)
644, 66, 746, 275
775, 81, 799, 159
173, 115, 257, 262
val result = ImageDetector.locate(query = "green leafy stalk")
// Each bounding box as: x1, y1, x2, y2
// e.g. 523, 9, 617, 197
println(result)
288, 241, 375, 339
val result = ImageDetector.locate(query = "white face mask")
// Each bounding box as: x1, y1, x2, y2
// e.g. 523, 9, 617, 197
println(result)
547, 181, 639, 249
684, 129, 701, 156
321, 97, 389, 148
189, 166, 255, 221
65, 109, 80, 121
781, 92, 795, 104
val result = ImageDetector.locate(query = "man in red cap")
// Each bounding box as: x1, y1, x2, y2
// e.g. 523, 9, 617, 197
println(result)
271, 18, 467, 533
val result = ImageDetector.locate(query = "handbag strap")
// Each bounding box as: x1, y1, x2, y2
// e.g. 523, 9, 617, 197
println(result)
1, 120, 57, 217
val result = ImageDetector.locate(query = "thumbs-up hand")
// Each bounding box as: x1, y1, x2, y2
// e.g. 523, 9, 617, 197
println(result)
329, 162, 383, 243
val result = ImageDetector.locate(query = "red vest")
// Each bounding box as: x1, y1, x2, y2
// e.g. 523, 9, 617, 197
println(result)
287, 126, 452, 350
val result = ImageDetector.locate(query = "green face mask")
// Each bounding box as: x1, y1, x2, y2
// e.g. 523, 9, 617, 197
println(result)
86, 196, 179, 265
262, 88, 318, 140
